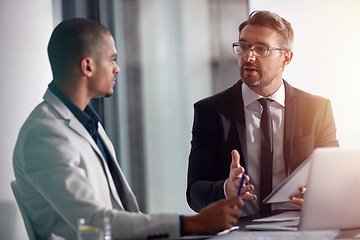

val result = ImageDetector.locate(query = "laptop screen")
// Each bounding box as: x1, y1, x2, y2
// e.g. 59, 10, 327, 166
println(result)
299, 147, 360, 230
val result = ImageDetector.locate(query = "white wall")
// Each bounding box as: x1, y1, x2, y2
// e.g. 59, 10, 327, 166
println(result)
249, 0, 360, 148
0, 0, 54, 238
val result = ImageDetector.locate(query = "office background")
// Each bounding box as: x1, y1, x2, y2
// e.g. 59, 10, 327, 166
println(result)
1, 0, 359, 239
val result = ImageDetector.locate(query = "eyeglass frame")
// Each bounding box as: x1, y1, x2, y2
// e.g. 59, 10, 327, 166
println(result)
232, 41, 289, 58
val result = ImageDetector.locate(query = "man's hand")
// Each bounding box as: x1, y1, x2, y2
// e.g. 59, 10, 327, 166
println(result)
225, 150, 257, 200
184, 197, 244, 235
289, 186, 306, 208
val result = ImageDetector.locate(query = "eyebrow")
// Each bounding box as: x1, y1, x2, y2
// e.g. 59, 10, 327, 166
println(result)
238, 39, 268, 46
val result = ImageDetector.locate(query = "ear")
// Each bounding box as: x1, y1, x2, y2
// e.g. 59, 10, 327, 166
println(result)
80, 58, 95, 77
282, 51, 293, 68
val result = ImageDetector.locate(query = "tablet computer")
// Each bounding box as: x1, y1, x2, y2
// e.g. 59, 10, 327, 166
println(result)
263, 155, 312, 204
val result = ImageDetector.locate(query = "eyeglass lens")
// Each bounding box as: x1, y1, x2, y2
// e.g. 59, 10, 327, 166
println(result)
234, 43, 269, 57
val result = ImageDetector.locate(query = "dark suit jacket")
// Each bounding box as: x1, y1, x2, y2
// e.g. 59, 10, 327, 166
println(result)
186, 80, 339, 212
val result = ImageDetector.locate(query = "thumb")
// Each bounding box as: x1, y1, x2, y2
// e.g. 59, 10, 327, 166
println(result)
230, 150, 240, 169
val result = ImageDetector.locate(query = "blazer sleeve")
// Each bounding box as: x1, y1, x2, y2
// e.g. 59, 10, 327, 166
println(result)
186, 100, 228, 212
314, 99, 339, 148
14, 114, 180, 239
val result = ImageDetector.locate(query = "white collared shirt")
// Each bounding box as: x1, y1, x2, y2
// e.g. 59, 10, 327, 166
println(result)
242, 82, 286, 199
242, 82, 296, 214
223, 81, 296, 214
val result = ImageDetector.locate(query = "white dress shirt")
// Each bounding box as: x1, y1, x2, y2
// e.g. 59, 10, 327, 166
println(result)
223, 81, 296, 214
242, 82, 286, 199
242, 82, 297, 213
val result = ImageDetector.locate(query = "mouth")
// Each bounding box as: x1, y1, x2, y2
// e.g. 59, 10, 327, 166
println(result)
244, 65, 257, 70
243, 65, 258, 73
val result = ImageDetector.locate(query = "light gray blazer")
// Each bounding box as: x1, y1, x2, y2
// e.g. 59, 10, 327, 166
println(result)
13, 89, 179, 240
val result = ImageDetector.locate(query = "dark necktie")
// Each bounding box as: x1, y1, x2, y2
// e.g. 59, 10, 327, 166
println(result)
258, 98, 273, 214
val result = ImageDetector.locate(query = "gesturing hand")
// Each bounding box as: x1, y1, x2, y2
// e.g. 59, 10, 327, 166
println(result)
225, 150, 257, 200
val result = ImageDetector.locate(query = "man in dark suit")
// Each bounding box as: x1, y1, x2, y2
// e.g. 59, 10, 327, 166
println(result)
186, 10, 339, 216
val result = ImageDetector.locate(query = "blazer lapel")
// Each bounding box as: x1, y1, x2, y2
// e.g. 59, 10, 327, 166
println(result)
43, 89, 126, 210
98, 124, 140, 212
69, 121, 126, 210
231, 81, 248, 170
283, 80, 296, 176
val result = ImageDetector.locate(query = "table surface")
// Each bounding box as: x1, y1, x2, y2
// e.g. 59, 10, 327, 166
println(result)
182, 210, 360, 239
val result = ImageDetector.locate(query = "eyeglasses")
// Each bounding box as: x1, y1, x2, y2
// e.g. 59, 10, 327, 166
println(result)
232, 42, 288, 58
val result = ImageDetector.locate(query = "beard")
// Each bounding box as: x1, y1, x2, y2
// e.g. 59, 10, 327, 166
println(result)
240, 65, 275, 88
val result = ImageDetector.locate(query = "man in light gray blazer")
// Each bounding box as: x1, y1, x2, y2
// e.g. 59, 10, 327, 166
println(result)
12, 18, 244, 240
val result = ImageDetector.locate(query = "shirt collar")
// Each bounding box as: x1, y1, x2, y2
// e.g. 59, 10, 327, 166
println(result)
242, 80, 285, 107
48, 81, 101, 128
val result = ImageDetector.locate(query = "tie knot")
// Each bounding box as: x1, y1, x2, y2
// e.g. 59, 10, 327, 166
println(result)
258, 98, 272, 109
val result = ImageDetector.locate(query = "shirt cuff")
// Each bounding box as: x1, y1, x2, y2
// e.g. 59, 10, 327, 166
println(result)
179, 215, 185, 236
223, 179, 229, 199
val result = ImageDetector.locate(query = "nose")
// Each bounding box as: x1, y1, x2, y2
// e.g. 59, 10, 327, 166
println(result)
243, 47, 256, 62
114, 63, 120, 74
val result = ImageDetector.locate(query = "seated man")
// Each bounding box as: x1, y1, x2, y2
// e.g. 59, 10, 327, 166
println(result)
13, 18, 244, 240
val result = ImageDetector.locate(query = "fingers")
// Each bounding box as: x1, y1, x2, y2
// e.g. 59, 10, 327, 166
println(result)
300, 186, 306, 194
241, 184, 257, 200
289, 196, 303, 209
230, 149, 244, 180
226, 150, 244, 198
230, 150, 240, 169
289, 186, 306, 209
242, 192, 257, 200
227, 196, 244, 209
188, 197, 244, 234
231, 167, 245, 180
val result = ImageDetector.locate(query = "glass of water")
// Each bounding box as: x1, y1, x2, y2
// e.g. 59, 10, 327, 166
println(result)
78, 217, 111, 240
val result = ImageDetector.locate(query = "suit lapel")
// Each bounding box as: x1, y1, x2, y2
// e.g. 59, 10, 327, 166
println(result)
283, 80, 296, 176
43, 89, 129, 210
68, 121, 127, 210
98, 124, 140, 212
231, 81, 248, 170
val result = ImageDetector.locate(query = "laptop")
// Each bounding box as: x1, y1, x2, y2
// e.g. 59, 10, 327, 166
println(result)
246, 147, 360, 231
299, 147, 360, 230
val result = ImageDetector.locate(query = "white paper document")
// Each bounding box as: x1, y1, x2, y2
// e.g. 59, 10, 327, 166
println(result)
245, 211, 301, 231
252, 211, 300, 222
211, 230, 339, 240
245, 219, 299, 231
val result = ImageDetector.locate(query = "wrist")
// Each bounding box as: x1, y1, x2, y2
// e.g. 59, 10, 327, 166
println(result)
183, 215, 202, 235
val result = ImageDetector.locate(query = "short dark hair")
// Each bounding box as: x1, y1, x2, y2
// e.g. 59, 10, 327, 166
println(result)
238, 10, 294, 50
47, 18, 110, 79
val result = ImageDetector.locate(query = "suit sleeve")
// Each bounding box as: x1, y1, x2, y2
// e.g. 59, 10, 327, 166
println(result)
186, 101, 228, 212
315, 99, 339, 148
